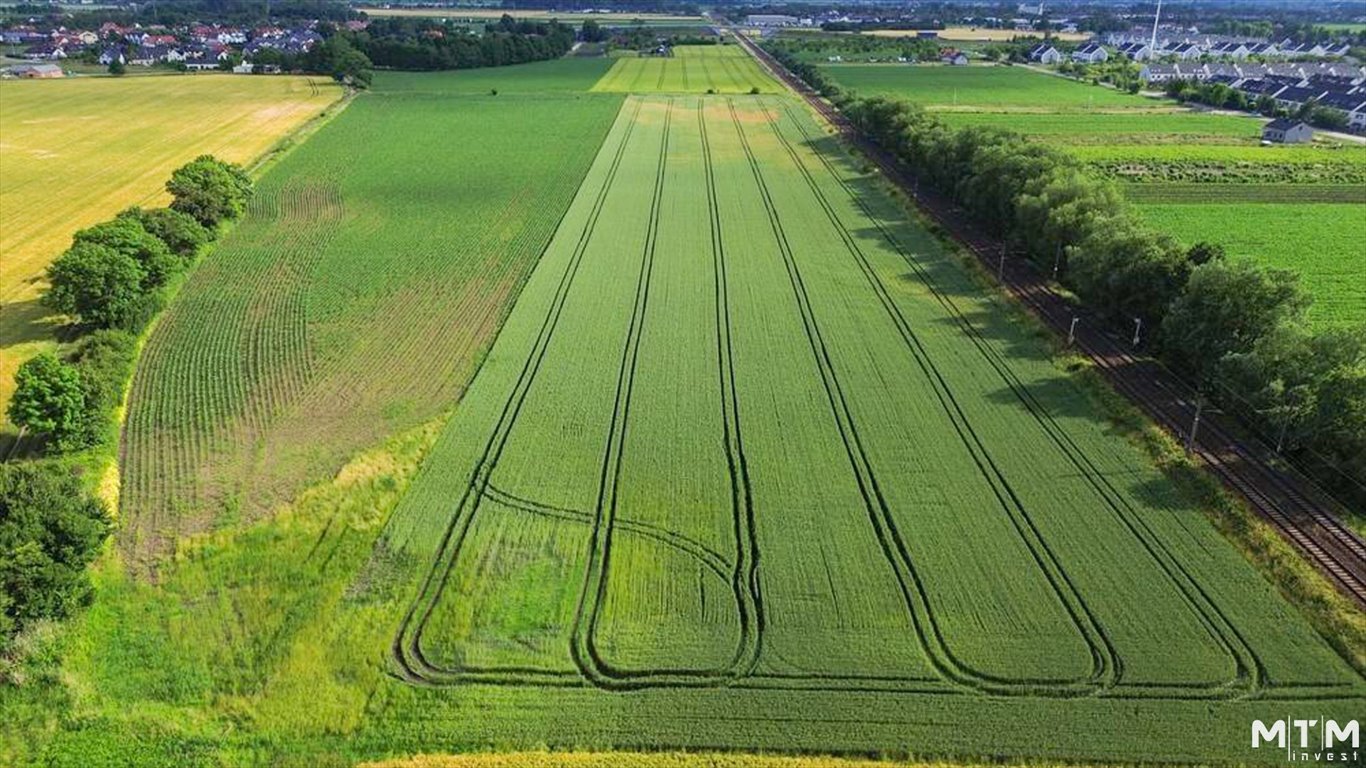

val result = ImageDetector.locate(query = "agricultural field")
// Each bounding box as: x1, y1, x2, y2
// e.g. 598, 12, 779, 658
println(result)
1138, 202, 1366, 326
592, 45, 783, 94
936, 110, 1263, 141
863, 27, 1092, 42
116, 65, 623, 569
0, 74, 341, 431
818, 62, 1366, 324
12, 88, 1362, 766
375, 58, 614, 94
819, 63, 1150, 110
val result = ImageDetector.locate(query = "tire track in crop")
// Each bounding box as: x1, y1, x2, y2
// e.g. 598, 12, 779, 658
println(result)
753, 98, 1116, 694
730, 98, 1106, 698
572, 98, 769, 689
482, 483, 732, 581
392, 99, 646, 688
700, 98, 766, 686
772, 99, 1268, 699
564, 98, 764, 690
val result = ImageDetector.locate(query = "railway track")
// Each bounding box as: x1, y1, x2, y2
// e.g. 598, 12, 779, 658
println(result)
736, 33, 1366, 610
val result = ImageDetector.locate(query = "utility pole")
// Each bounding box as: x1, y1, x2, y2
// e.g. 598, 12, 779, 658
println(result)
1132, 317, 1142, 346
998, 245, 1006, 281
1187, 397, 1203, 452
1149, 0, 1162, 56
1067, 316, 1078, 346
1051, 243, 1062, 281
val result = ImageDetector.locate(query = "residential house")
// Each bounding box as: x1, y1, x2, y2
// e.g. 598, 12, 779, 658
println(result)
745, 14, 798, 26
1274, 85, 1328, 111
1317, 92, 1366, 129
940, 49, 969, 66
1209, 41, 1251, 59
97, 46, 125, 65
1165, 42, 1203, 60
1117, 41, 1151, 61
1071, 42, 1108, 63
1284, 42, 1328, 58
1027, 42, 1061, 64
1261, 118, 1313, 143
23, 42, 65, 60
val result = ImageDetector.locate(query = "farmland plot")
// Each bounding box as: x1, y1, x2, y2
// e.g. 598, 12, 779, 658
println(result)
1138, 202, 1366, 326
0, 74, 341, 427
592, 45, 783, 94
119, 87, 623, 567
382, 95, 1363, 753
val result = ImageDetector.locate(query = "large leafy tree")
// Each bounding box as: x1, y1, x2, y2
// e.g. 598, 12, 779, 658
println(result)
1162, 259, 1310, 382
166, 155, 253, 228
118, 206, 212, 260
7, 354, 87, 452
0, 463, 111, 646
72, 217, 177, 287
44, 242, 147, 328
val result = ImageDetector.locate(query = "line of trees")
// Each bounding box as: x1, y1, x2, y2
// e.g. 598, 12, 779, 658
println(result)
10, 156, 250, 455
346, 15, 576, 71
2, 156, 253, 652
767, 45, 1366, 507
243, 29, 374, 88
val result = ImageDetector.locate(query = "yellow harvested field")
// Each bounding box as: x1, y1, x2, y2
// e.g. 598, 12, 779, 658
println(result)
359, 6, 703, 21
0, 73, 341, 427
865, 27, 1092, 42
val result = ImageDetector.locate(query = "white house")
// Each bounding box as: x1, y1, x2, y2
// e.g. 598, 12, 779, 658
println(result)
1117, 41, 1151, 61
1209, 41, 1251, 59
1261, 118, 1313, 144
1071, 43, 1108, 63
1027, 42, 1061, 64
1165, 42, 1203, 60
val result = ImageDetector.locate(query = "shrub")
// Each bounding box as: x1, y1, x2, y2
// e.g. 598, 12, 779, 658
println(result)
70, 330, 139, 447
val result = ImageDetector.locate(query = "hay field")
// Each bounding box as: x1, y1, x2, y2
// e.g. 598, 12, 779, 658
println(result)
0, 74, 341, 425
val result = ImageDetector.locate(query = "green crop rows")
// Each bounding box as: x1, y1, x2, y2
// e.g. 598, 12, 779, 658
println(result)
937, 110, 1262, 142
376, 95, 1362, 756
15, 57, 1365, 766
817, 62, 1365, 328
592, 44, 783, 94
1139, 202, 1366, 326
119, 67, 623, 566
819, 63, 1149, 110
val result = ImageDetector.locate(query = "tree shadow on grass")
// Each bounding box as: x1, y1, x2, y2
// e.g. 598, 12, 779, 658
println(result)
0, 296, 65, 350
